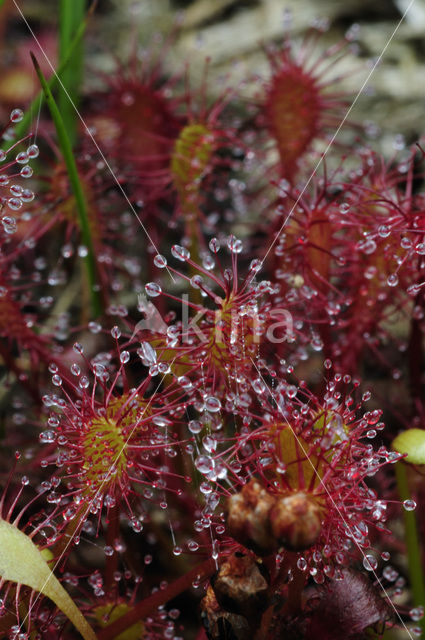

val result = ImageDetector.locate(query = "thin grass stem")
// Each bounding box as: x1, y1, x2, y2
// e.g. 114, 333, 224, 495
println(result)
31, 53, 102, 318
395, 461, 425, 636
58, 0, 86, 147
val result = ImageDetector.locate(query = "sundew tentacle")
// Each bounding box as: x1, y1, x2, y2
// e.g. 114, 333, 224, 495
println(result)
139, 238, 285, 396
169, 66, 240, 247
266, 144, 425, 376
185, 371, 402, 578
0, 113, 73, 389
38, 337, 189, 529
326, 146, 425, 374
255, 22, 360, 182
0, 262, 79, 398
0, 109, 37, 223
23, 148, 141, 298
84, 39, 186, 215
84, 40, 243, 254
270, 174, 348, 297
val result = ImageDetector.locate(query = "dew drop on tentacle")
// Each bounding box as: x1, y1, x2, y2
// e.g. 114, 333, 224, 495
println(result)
10, 108, 24, 123
171, 245, 190, 261
403, 499, 416, 511
145, 282, 162, 297
227, 234, 243, 254
154, 254, 167, 268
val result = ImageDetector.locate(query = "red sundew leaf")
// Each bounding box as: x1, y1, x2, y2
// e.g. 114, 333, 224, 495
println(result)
265, 64, 322, 180
259, 27, 358, 183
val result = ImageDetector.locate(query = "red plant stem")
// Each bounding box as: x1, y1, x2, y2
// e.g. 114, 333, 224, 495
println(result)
97, 558, 216, 640
278, 552, 306, 614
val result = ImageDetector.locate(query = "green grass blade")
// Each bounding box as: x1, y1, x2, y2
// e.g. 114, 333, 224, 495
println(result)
395, 462, 425, 636
31, 53, 102, 318
58, 0, 86, 147
4, 3, 93, 146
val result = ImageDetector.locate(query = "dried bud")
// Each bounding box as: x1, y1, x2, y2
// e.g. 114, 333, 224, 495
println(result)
269, 492, 322, 551
226, 479, 276, 555
200, 585, 251, 640
211, 552, 269, 618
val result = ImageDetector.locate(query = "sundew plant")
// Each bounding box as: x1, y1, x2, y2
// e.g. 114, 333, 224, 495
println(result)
0, 1, 424, 639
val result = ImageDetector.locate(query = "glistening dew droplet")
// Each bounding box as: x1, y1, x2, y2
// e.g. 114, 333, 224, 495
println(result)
209, 237, 220, 252
7, 198, 22, 211
2, 216, 17, 234
403, 499, 416, 511
171, 245, 190, 261
27, 144, 39, 159
362, 554, 378, 571
188, 420, 202, 434
145, 282, 162, 297
227, 234, 243, 253
10, 108, 24, 123
410, 607, 424, 621
205, 397, 222, 412
154, 254, 167, 268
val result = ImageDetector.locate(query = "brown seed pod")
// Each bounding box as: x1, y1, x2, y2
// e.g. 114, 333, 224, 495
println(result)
269, 491, 322, 551
225, 479, 277, 555
211, 552, 269, 619
200, 585, 251, 640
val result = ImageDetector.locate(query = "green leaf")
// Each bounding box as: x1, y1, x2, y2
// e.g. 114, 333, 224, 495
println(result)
393, 428, 425, 465
0, 518, 97, 640
31, 53, 102, 318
